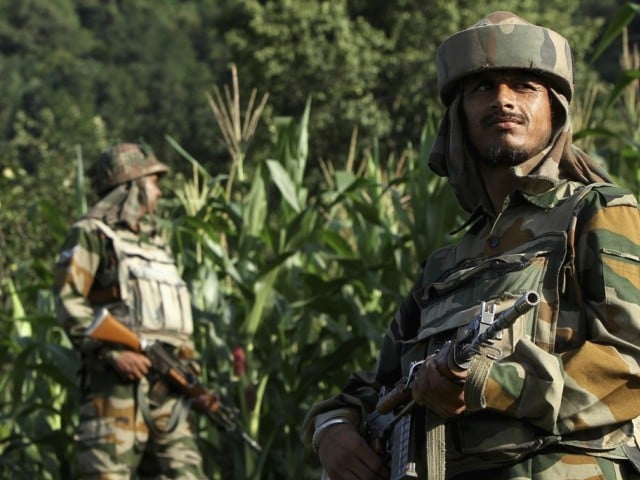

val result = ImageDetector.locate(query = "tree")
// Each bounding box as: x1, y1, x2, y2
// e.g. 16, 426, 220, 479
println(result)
210, 0, 391, 164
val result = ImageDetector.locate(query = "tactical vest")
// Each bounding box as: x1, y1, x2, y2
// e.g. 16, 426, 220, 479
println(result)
403, 183, 638, 476
80, 218, 194, 346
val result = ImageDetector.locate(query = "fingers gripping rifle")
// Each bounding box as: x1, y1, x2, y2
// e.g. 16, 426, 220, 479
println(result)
85, 312, 262, 453
365, 291, 540, 480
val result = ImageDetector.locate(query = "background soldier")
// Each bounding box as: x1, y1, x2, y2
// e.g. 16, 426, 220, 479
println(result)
302, 11, 640, 480
54, 143, 206, 479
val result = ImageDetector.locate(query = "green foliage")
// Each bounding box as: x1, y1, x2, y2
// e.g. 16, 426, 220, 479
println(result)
0, 2, 638, 479
165, 97, 459, 478
215, 0, 392, 161
0, 0, 220, 309
575, 3, 640, 193
212, 0, 607, 163
0, 281, 78, 479
0, 0, 632, 303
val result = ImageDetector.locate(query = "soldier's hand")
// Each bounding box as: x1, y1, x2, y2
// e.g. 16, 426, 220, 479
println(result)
111, 350, 152, 381
411, 351, 466, 418
317, 422, 389, 480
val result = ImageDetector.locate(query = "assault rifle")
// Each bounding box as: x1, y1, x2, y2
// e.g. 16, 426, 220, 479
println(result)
85, 312, 262, 453
364, 290, 540, 480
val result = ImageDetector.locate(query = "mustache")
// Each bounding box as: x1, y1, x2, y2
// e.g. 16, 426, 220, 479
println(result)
480, 112, 526, 127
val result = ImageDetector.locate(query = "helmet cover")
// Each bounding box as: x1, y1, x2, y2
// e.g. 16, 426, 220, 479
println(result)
92, 143, 169, 195
436, 11, 574, 105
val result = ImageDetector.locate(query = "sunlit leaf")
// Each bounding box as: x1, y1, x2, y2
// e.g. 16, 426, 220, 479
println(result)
266, 160, 301, 213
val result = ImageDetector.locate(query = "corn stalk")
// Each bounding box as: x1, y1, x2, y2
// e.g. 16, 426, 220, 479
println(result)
206, 63, 269, 198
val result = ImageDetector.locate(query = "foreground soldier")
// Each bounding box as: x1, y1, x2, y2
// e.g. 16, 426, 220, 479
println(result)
302, 12, 640, 479
54, 143, 206, 479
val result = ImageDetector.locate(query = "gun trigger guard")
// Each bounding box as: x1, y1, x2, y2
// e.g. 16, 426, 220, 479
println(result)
483, 345, 503, 361
405, 360, 426, 388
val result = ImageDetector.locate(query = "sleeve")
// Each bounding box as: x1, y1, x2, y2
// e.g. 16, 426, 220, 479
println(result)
53, 224, 106, 350
465, 195, 640, 435
300, 280, 422, 447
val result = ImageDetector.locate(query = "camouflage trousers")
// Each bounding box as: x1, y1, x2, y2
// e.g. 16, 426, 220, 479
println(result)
449, 449, 640, 480
75, 366, 206, 480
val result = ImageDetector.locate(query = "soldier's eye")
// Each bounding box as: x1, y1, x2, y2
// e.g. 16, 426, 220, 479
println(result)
470, 80, 493, 92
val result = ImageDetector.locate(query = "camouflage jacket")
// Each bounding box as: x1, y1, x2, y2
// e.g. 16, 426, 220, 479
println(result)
301, 181, 640, 473
53, 217, 193, 353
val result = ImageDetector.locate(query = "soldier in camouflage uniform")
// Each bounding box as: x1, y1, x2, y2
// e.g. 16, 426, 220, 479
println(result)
54, 143, 206, 479
302, 12, 640, 480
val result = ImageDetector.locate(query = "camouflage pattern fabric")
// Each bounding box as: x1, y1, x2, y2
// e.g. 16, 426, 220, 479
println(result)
448, 449, 640, 480
436, 11, 574, 105
54, 213, 190, 347
302, 179, 640, 479
54, 207, 205, 478
301, 11, 640, 469
76, 365, 205, 480
301, 9, 640, 480
92, 143, 169, 195
429, 11, 611, 216
55, 219, 118, 348
76, 217, 194, 340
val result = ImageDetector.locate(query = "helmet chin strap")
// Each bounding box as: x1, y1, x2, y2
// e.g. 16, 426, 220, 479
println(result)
134, 177, 159, 234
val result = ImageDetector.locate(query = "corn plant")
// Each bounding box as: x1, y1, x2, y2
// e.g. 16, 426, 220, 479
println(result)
2, 6, 637, 477
0, 279, 78, 479
575, 2, 640, 194
166, 89, 463, 478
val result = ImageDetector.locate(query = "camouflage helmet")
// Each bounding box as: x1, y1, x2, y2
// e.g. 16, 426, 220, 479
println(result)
92, 143, 169, 195
436, 11, 574, 105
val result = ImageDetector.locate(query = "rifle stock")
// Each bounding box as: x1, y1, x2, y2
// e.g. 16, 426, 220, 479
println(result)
86, 310, 142, 351
85, 312, 262, 452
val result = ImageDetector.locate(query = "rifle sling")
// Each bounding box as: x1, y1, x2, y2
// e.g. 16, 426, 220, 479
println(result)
137, 377, 189, 435
426, 411, 446, 480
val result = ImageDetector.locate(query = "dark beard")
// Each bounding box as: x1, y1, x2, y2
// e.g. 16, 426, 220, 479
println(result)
482, 144, 529, 167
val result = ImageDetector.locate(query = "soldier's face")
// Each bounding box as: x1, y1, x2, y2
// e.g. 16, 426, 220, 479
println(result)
462, 70, 554, 167
141, 174, 162, 215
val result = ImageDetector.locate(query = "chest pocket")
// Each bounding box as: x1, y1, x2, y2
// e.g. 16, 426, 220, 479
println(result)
78, 218, 194, 337
414, 231, 568, 361
125, 252, 194, 335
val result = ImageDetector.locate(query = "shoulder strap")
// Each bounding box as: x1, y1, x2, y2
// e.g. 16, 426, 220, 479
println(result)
563, 183, 612, 309
74, 217, 122, 246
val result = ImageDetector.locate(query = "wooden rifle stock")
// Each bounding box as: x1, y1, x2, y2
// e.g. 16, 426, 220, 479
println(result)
86, 310, 142, 351
85, 312, 262, 452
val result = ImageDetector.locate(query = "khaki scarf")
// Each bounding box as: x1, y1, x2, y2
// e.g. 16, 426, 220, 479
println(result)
428, 89, 613, 215
86, 180, 157, 235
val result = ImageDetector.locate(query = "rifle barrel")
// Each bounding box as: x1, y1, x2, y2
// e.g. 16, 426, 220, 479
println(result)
459, 290, 540, 362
